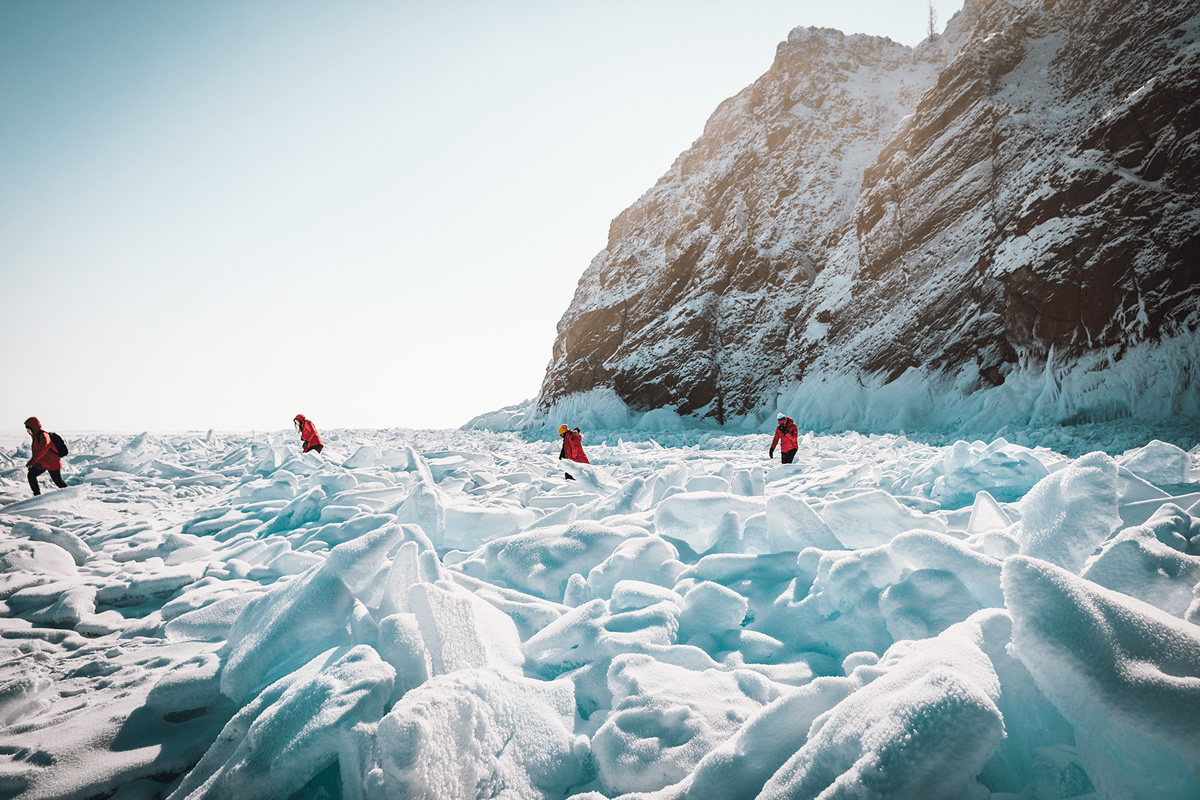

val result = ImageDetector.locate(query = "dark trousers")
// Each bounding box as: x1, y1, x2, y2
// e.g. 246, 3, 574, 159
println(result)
305, 444, 324, 454
28, 467, 67, 495
781, 449, 797, 464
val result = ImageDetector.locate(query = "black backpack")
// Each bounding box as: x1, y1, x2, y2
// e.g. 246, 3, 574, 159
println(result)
48, 431, 69, 457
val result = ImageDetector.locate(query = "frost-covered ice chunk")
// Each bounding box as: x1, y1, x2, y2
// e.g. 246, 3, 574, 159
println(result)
22, 585, 97, 627
523, 596, 683, 681
649, 675, 857, 800
685, 475, 731, 493
1004, 555, 1200, 799
766, 493, 840, 552
677, 580, 748, 646
305, 512, 396, 547
1081, 504, 1200, 618
730, 467, 765, 497
654, 492, 767, 552
221, 525, 404, 702
8, 520, 92, 565
1118, 439, 1191, 485
170, 645, 394, 800
395, 470, 445, 545
441, 503, 535, 550
820, 489, 946, 549
237, 471, 299, 502
879, 569, 981, 641
377, 612, 431, 702
1014, 452, 1120, 573
523, 502, 579, 530
408, 580, 524, 676
165, 592, 259, 642
147, 651, 223, 713
366, 668, 588, 799
584, 535, 686, 601
1117, 466, 1171, 504
591, 653, 781, 794
917, 438, 1050, 508
450, 521, 649, 602
220, 568, 357, 703
888, 530, 1005, 609
0, 660, 54, 726
251, 486, 326, 536
758, 615, 1004, 800
965, 490, 1013, 534
556, 462, 621, 495
763, 546, 899, 660
0, 539, 77, 597
344, 444, 382, 469
582, 475, 654, 519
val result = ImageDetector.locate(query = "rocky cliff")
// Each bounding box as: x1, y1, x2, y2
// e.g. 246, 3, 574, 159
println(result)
534, 0, 1200, 432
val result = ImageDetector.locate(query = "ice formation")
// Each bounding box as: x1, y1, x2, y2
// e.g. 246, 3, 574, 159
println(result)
0, 426, 1198, 798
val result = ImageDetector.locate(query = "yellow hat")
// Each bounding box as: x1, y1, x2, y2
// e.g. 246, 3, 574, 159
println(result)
558, 424, 569, 436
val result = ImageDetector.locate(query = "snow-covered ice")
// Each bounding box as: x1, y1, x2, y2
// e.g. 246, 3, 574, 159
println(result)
1, 426, 1199, 798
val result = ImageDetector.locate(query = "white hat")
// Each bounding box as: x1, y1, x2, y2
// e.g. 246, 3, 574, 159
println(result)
777, 412, 786, 419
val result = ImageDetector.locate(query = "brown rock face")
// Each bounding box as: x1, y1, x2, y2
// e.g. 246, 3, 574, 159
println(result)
537, 0, 1200, 428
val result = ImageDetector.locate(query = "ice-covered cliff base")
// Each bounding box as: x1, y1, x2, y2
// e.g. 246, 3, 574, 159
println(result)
1, 428, 1199, 798
504, 330, 1200, 445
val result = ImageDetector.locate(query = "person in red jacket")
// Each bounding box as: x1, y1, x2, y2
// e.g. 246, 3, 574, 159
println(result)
24, 417, 67, 496
558, 423, 588, 480
769, 412, 799, 464
294, 414, 324, 454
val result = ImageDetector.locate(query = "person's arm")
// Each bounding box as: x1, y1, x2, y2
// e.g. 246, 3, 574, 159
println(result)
770, 428, 781, 456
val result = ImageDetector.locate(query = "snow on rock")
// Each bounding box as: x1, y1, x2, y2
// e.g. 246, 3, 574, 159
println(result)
530, 0, 1200, 436
1, 426, 1199, 798
1004, 555, 1200, 799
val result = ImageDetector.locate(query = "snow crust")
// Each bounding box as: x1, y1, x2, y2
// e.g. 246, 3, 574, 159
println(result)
1, 427, 1199, 798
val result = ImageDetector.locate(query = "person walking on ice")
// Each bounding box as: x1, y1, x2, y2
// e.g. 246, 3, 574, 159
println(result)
24, 417, 68, 496
294, 414, 324, 454
769, 412, 799, 464
558, 423, 588, 480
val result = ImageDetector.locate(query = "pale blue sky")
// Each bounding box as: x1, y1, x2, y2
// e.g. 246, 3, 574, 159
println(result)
1, 0, 958, 432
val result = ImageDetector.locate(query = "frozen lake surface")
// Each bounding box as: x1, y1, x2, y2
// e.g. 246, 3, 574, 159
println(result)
1, 427, 1198, 798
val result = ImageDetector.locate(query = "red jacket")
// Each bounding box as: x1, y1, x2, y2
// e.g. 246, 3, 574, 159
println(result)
25, 417, 62, 471
771, 417, 799, 453
559, 430, 589, 464
295, 415, 323, 452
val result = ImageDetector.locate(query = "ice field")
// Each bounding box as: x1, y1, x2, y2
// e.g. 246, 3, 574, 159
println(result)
1, 427, 1199, 799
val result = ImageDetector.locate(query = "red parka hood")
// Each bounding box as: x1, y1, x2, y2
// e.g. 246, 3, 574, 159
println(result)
24, 417, 43, 432
294, 414, 306, 422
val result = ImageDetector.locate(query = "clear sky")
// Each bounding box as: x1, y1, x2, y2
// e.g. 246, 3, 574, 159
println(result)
1, 0, 959, 432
